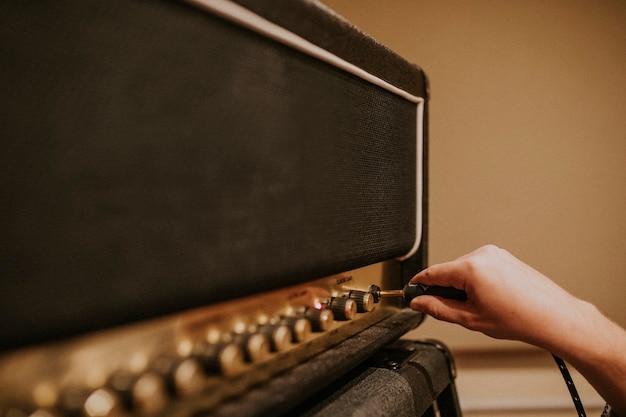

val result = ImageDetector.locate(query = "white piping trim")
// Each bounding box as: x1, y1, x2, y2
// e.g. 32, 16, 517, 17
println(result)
186, 0, 424, 260
397, 100, 424, 261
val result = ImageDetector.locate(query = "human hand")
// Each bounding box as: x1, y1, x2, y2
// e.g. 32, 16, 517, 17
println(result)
409, 245, 583, 348
410, 245, 626, 414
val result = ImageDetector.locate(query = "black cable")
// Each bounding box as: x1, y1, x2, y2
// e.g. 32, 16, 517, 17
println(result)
553, 354, 587, 417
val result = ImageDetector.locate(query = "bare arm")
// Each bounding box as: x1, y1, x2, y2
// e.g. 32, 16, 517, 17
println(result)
409, 245, 626, 415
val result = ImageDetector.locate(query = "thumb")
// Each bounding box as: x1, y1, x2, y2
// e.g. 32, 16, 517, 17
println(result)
410, 295, 467, 325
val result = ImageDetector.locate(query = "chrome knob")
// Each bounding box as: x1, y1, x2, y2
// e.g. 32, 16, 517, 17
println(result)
108, 371, 167, 415
152, 356, 205, 398
348, 290, 375, 313
193, 342, 246, 377
304, 308, 334, 332
171, 358, 205, 397
280, 316, 312, 342
328, 297, 357, 321
258, 324, 293, 352
233, 333, 271, 363
82, 388, 127, 417
131, 372, 167, 414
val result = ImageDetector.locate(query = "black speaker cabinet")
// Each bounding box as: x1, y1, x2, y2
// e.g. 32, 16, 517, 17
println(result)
0, 0, 428, 352
296, 339, 462, 417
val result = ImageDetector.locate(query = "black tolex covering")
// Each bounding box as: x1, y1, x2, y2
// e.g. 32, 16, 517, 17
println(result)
0, 0, 428, 351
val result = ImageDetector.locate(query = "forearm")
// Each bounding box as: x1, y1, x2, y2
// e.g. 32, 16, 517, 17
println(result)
536, 300, 626, 416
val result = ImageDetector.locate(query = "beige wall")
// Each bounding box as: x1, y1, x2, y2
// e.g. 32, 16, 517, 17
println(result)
322, 0, 626, 348
321, 1, 626, 414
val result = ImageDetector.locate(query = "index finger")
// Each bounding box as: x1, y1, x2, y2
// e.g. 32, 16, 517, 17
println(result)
409, 260, 468, 291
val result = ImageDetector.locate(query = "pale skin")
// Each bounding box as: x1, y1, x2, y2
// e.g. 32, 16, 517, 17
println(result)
409, 244, 626, 416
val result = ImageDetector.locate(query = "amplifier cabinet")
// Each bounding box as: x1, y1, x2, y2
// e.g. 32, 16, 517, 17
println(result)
295, 339, 462, 417
0, 0, 431, 416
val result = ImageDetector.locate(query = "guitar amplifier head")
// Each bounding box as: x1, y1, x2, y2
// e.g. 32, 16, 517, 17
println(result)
0, 0, 429, 415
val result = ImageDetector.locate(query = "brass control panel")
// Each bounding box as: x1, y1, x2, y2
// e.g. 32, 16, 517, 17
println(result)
0, 261, 402, 417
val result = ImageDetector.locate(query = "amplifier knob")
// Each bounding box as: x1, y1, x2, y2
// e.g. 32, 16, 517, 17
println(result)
304, 308, 334, 332
258, 324, 293, 352
170, 358, 205, 397
193, 342, 246, 377
280, 316, 312, 342
108, 371, 167, 415
348, 290, 375, 313
152, 357, 205, 398
233, 333, 271, 363
328, 297, 357, 321
82, 388, 127, 417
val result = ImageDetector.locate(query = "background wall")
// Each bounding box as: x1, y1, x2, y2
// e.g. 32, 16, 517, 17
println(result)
321, 1, 626, 414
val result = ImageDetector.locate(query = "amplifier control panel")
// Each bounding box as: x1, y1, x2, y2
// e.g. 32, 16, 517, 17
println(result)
0, 261, 403, 417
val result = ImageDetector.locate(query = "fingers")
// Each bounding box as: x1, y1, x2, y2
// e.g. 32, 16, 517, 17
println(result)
411, 295, 500, 339
407, 245, 504, 329
410, 295, 468, 325
409, 260, 467, 290
409, 244, 507, 289
408, 245, 581, 344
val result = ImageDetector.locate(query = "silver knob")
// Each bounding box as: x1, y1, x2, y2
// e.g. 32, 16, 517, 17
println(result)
280, 316, 312, 342
108, 371, 167, 415
348, 290, 375, 313
233, 333, 271, 363
193, 342, 246, 377
328, 297, 357, 321
82, 388, 127, 417
304, 308, 334, 332
171, 358, 205, 397
258, 324, 293, 352
152, 356, 205, 398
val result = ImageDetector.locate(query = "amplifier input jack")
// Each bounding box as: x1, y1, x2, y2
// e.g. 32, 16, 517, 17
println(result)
368, 285, 382, 303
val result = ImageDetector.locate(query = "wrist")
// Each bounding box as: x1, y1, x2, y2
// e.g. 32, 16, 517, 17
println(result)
528, 297, 596, 359
546, 301, 626, 415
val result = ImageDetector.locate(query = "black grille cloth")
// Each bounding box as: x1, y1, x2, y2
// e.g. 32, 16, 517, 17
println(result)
0, 0, 418, 349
